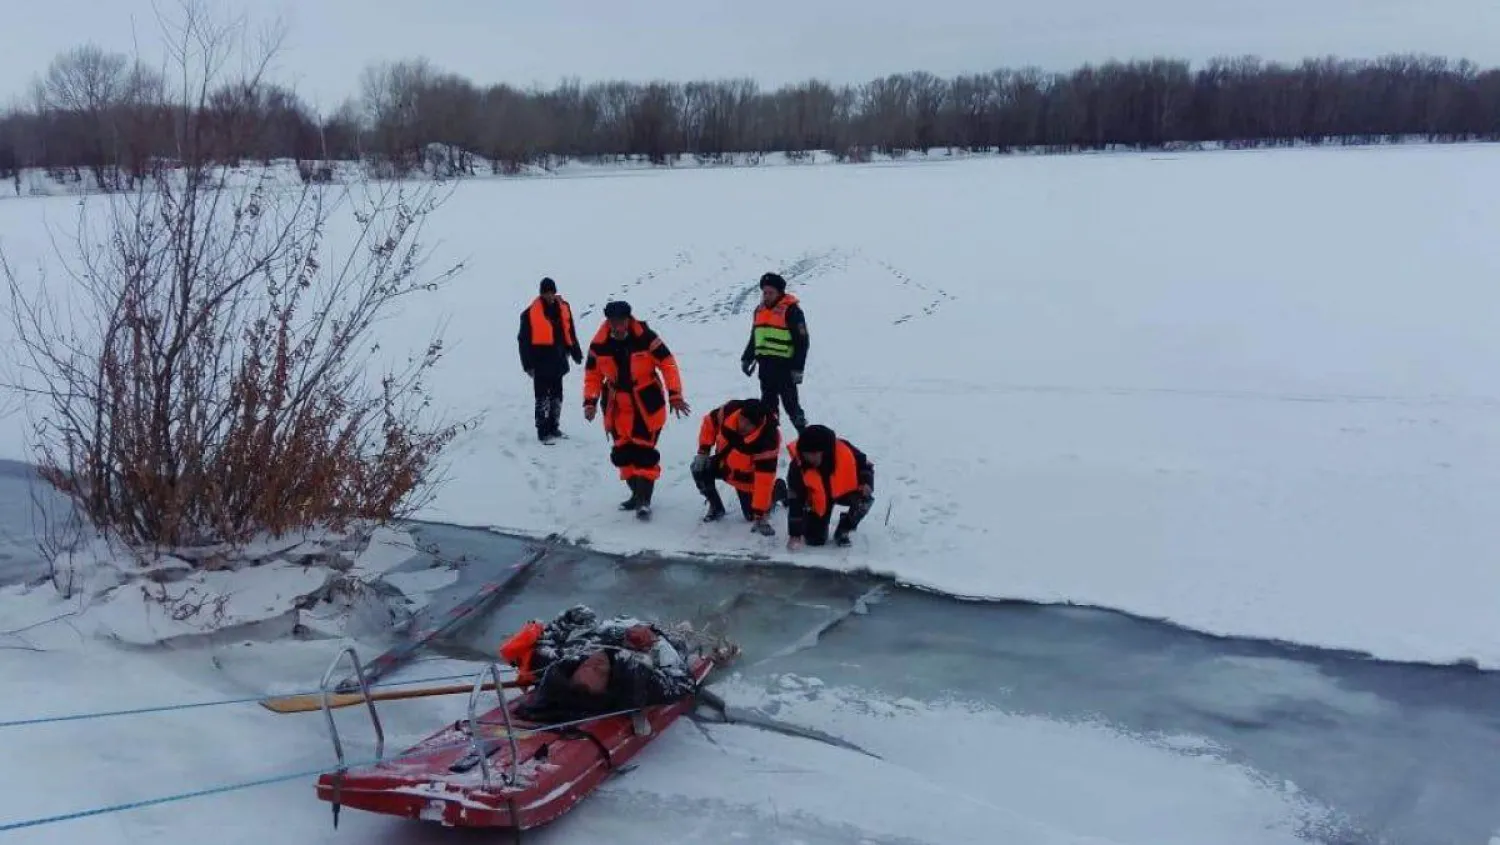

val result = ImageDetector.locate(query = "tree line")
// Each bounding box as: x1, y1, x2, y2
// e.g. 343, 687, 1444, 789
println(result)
3, 46, 1500, 187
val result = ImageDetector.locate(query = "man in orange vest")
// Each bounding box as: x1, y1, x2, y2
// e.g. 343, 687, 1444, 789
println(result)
784, 424, 874, 549
583, 300, 692, 520
692, 397, 787, 535
518, 277, 582, 443
741, 272, 809, 433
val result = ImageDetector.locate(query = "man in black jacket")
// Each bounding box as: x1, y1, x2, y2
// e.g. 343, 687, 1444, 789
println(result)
741, 272, 809, 433
518, 277, 583, 443
784, 424, 875, 549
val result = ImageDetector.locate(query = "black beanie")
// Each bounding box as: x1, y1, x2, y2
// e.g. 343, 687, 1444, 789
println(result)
739, 397, 772, 423
759, 272, 786, 292
798, 424, 835, 455
604, 300, 631, 320
539, 277, 557, 294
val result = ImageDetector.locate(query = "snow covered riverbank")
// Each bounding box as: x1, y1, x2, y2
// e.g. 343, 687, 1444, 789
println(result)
4, 143, 1498, 664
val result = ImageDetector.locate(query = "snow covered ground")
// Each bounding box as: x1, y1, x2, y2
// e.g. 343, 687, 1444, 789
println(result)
4, 142, 1500, 668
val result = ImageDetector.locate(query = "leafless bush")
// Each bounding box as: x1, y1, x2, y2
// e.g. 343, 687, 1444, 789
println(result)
141, 580, 232, 625
0, 0, 475, 564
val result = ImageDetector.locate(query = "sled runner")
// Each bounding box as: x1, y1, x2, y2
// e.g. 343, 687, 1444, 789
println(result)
311, 638, 732, 835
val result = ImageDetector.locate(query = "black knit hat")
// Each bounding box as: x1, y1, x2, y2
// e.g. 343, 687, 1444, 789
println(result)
759, 272, 786, 292
798, 424, 835, 455
539, 277, 557, 294
738, 397, 771, 422
603, 300, 632, 320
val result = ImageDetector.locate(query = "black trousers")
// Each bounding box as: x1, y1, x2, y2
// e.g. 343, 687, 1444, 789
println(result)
757, 360, 806, 431
692, 461, 754, 518
532, 371, 563, 437
693, 461, 788, 519
801, 492, 873, 545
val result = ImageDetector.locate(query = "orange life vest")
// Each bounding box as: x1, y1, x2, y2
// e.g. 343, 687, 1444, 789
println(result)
498, 620, 544, 686
787, 438, 859, 518
526, 296, 575, 348
751, 292, 799, 360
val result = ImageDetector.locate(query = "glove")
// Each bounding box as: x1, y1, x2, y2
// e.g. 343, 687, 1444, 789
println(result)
741, 359, 756, 377
792, 371, 803, 385
583, 402, 596, 421
571, 351, 583, 364
691, 453, 712, 474
669, 395, 691, 418
786, 536, 804, 551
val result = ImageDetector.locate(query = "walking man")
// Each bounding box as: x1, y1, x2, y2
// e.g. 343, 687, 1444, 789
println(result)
582, 300, 692, 519
518, 277, 582, 443
741, 271, 809, 432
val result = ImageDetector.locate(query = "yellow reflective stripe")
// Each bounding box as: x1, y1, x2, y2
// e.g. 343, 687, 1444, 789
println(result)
753, 325, 794, 357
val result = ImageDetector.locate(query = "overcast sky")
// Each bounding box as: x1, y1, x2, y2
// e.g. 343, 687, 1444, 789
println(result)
5, 0, 1498, 113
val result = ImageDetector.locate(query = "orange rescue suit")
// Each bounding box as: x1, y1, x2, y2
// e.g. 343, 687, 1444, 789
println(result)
698, 403, 781, 514
582, 318, 684, 449
787, 439, 861, 518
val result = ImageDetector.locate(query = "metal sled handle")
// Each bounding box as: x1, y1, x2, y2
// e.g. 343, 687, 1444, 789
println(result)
318, 646, 386, 768
468, 662, 521, 788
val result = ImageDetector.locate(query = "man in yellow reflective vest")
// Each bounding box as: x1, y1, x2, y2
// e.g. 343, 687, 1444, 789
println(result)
740, 272, 809, 433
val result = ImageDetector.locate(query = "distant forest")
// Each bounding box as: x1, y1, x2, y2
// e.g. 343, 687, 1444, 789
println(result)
2, 46, 1500, 186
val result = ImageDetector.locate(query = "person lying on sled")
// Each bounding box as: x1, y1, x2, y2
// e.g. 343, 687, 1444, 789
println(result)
498, 604, 697, 734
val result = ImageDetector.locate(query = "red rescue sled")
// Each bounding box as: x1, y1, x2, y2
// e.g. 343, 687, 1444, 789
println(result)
311, 645, 723, 833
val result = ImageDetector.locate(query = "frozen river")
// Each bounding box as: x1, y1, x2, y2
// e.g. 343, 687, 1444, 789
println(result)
411, 520, 1500, 845
2, 465, 1496, 844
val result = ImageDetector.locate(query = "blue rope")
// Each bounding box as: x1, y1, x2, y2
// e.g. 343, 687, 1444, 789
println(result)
0, 671, 481, 728
0, 756, 375, 832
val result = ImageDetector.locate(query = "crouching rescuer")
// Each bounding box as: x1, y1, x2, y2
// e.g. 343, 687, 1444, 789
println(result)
691, 398, 787, 535
582, 300, 691, 519
785, 424, 874, 549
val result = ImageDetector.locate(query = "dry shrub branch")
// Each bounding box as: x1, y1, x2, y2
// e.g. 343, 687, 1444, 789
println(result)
0, 0, 475, 557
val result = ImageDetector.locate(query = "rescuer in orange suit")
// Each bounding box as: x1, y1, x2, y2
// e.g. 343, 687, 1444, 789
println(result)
582, 300, 691, 519
691, 397, 788, 535
517, 277, 582, 443
784, 424, 875, 549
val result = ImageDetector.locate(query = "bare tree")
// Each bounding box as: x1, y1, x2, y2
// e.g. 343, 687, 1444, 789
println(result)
32, 43, 164, 190
0, 0, 474, 562
10, 45, 1500, 180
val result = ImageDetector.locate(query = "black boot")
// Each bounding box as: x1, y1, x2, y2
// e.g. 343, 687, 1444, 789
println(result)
701, 483, 726, 522
833, 512, 853, 546
547, 397, 564, 438
535, 395, 553, 442
619, 478, 643, 510
635, 478, 655, 520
